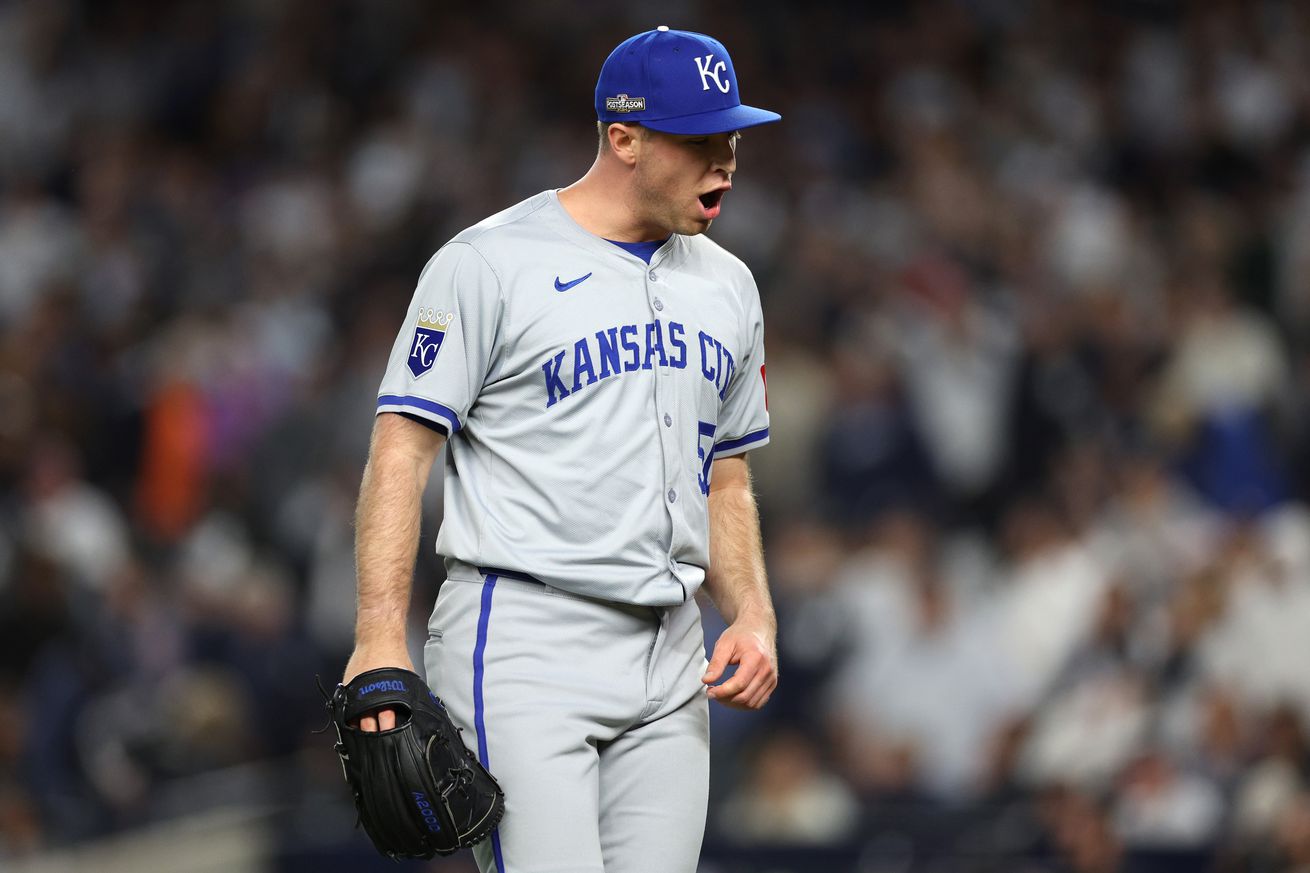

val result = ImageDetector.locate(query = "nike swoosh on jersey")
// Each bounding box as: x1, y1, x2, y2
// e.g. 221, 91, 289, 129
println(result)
554, 272, 593, 292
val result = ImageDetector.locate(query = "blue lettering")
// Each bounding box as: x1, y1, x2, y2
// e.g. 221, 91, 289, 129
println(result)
357, 679, 406, 696
668, 321, 687, 368
412, 792, 443, 833
542, 350, 571, 407
595, 327, 620, 379
697, 420, 717, 495
544, 324, 727, 406
643, 321, 668, 370
699, 331, 716, 382
718, 346, 736, 400
571, 338, 598, 392
621, 324, 641, 372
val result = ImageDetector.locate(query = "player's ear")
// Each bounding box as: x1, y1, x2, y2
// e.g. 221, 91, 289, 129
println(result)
606, 123, 641, 167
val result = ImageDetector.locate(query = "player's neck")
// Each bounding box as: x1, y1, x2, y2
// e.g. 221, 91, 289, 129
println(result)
558, 169, 669, 243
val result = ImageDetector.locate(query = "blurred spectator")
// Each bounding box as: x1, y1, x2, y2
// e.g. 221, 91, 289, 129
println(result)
1112, 750, 1225, 850
818, 336, 938, 526
1196, 515, 1310, 726
824, 512, 1013, 798
717, 728, 859, 846
892, 254, 1020, 524
22, 437, 130, 591
1039, 787, 1122, 873
1151, 272, 1292, 513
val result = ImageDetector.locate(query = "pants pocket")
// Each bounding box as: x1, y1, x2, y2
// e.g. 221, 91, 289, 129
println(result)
423, 631, 446, 695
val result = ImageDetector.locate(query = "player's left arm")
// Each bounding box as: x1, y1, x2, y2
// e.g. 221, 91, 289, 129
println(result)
701, 454, 777, 710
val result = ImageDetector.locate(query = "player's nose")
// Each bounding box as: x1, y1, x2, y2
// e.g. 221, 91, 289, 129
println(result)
712, 132, 744, 173
711, 135, 736, 174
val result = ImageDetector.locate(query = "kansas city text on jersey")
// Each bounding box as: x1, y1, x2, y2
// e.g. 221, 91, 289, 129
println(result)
541, 319, 735, 408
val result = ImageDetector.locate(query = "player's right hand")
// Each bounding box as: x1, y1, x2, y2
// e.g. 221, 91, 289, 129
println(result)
343, 646, 416, 733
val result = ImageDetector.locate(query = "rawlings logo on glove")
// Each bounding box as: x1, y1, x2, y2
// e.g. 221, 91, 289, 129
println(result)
325, 668, 505, 859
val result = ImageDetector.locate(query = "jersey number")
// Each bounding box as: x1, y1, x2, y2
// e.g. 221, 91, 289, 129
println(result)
697, 421, 716, 495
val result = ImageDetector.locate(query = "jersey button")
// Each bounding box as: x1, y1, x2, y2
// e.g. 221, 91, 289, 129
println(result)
653, 298, 664, 311
667, 489, 677, 503
663, 413, 672, 427
648, 270, 658, 282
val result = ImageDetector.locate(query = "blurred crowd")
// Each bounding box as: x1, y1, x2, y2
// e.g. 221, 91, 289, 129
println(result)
3, 0, 1310, 870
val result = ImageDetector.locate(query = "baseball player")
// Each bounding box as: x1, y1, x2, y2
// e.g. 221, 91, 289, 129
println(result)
344, 26, 780, 873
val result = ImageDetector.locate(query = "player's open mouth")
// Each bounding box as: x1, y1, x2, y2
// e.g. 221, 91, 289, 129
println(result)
698, 187, 728, 219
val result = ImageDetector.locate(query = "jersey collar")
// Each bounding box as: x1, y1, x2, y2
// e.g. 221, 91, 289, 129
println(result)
545, 189, 685, 271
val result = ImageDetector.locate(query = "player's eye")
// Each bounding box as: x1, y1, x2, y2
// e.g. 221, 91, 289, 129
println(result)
686, 138, 709, 146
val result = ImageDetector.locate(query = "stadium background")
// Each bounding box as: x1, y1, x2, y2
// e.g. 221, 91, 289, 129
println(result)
3, 0, 1310, 871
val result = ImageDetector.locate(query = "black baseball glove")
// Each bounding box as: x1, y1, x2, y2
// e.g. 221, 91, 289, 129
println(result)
326, 667, 505, 859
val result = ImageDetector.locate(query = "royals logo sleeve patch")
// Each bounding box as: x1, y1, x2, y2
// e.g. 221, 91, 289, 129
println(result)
407, 307, 455, 377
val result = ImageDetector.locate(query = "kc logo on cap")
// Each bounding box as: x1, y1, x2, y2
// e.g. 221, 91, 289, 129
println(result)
694, 55, 730, 94
595, 27, 782, 136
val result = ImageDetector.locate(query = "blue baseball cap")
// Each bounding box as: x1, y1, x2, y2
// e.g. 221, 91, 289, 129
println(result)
595, 27, 782, 135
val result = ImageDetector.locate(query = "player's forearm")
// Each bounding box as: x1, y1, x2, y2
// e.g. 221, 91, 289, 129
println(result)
352, 420, 445, 651
353, 454, 426, 647
703, 477, 774, 628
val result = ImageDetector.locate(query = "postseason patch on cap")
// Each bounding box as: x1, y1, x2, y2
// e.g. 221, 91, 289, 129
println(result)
605, 93, 646, 113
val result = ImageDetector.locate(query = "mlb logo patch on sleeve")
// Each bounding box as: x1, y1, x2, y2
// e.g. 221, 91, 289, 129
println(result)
408, 307, 454, 377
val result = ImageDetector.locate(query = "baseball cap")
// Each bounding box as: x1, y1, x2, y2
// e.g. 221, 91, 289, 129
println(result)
595, 26, 782, 135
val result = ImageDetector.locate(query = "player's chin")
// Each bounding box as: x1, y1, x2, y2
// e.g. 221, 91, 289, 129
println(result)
682, 210, 714, 235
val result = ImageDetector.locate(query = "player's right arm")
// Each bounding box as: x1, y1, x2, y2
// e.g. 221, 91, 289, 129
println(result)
348, 241, 502, 731
344, 411, 446, 731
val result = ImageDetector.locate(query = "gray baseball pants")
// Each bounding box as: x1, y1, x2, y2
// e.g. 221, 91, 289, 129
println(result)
424, 568, 711, 873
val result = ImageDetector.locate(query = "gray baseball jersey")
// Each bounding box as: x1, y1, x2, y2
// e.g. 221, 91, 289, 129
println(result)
377, 189, 769, 607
